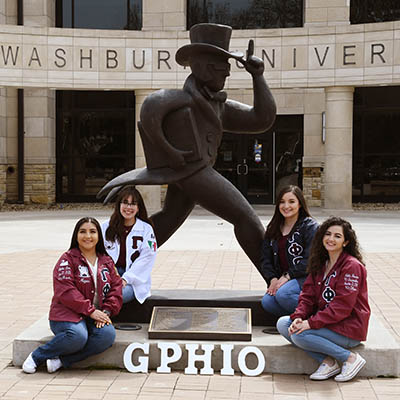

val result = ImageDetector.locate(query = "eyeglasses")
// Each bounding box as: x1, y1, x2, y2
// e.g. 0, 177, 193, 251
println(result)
120, 200, 138, 208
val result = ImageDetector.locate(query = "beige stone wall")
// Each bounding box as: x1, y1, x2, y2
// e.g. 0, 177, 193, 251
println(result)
24, 0, 55, 27
304, 0, 350, 27
21, 0, 56, 204
324, 86, 354, 211
1, 0, 17, 24
24, 163, 55, 203
1, 22, 400, 89
143, 0, 186, 31
0, 0, 5, 23
24, 88, 56, 165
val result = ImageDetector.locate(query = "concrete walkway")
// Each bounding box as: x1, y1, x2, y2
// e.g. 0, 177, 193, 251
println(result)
1, 206, 400, 399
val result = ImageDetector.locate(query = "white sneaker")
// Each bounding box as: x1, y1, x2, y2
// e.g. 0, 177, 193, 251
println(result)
22, 353, 37, 374
310, 360, 341, 380
46, 357, 62, 373
335, 353, 366, 382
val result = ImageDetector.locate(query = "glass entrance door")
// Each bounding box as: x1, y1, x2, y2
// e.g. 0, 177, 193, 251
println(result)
216, 132, 273, 203
56, 91, 135, 202
215, 115, 303, 204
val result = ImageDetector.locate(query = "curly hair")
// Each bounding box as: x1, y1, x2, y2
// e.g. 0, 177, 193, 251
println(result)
69, 217, 107, 255
105, 186, 153, 243
307, 216, 364, 275
265, 185, 312, 240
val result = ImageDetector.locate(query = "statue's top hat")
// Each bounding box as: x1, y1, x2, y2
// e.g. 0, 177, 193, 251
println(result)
176, 23, 243, 67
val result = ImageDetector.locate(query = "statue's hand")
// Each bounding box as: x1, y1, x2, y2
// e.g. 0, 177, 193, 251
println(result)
237, 40, 264, 76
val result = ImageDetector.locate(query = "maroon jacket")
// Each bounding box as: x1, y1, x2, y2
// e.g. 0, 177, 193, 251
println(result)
49, 248, 123, 322
291, 251, 370, 341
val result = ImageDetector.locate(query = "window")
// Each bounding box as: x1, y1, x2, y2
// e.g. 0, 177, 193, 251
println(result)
353, 87, 400, 203
187, 0, 303, 30
56, 0, 142, 30
351, 0, 400, 24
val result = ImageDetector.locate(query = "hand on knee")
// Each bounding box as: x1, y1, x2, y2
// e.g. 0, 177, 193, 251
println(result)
95, 325, 116, 351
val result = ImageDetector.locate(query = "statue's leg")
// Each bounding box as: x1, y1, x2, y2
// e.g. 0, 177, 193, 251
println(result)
179, 167, 266, 277
150, 183, 195, 247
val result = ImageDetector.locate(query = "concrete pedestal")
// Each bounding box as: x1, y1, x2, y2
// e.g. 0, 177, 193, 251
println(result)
13, 315, 400, 377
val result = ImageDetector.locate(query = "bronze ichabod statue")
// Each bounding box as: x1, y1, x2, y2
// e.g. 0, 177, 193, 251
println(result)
98, 23, 276, 278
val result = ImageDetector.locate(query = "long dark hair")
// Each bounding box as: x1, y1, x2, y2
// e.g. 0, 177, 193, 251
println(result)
307, 216, 364, 275
265, 185, 311, 240
105, 186, 152, 242
69, 217, 107, 255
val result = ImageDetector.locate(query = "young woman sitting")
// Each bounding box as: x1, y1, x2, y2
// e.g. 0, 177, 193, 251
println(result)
277, 217, 370, 382
23, 217, 122, 374
261, 185, 318, 319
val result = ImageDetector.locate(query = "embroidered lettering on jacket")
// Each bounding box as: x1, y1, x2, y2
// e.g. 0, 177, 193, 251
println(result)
288, 231, 303, 264
344, 273, 359, 292
101, 267, 110, 282
57, 262, 72, 280
322, 271, 337, 303
131, 235, 143, 263
103, 283, 111, 298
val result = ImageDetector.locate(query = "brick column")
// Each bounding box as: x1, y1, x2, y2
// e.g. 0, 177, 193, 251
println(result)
304, 0, 350, 27
324, 86, 354, 212
134, 89, 161, 212
0, 88, 6, 205
0, 0, 17, 204
23, 0, 56, 204
303, 89, 326, 207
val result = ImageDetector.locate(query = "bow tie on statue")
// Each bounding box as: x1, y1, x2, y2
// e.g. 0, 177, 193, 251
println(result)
202, 86, 228, 103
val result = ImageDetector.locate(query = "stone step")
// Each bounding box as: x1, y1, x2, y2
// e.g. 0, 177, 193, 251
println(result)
13, 314, 400, 377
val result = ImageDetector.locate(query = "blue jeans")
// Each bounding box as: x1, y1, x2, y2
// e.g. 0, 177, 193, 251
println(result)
31, 318, 116, 368
277, 316, 360, 363
261, 279, 303, 316
117, 266, 136, 304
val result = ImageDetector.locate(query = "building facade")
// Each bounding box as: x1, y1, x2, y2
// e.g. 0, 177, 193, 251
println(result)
1, 0, 400, 210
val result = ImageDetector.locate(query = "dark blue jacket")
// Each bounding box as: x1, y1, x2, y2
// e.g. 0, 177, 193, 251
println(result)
261, 216, 319, 285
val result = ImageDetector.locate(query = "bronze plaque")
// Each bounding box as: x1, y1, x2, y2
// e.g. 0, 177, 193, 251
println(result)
148, 306, 252, 341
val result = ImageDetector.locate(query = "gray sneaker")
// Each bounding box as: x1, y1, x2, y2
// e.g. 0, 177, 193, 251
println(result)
334, 353, 366, 382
